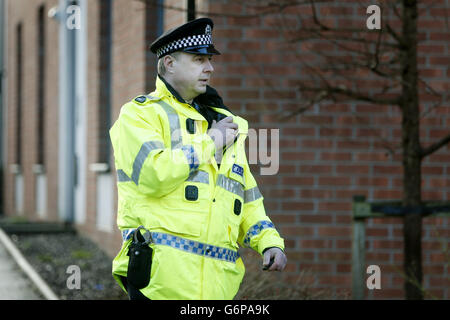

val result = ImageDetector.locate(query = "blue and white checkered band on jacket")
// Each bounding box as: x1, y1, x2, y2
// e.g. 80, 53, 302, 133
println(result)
156, 34, 213, 58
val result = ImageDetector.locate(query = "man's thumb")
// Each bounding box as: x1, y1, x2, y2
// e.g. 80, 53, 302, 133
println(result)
263, 251, 271, 266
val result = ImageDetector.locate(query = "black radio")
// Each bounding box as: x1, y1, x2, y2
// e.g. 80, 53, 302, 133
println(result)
127, 226, 153, 289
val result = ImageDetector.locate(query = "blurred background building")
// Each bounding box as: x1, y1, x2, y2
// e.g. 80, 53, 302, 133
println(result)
0, 0, 449, 299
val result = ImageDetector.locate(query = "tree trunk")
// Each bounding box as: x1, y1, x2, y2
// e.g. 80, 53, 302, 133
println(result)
401, 0, 423, 300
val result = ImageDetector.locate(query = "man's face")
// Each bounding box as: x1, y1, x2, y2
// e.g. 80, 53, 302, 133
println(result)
169, 52, 214, 101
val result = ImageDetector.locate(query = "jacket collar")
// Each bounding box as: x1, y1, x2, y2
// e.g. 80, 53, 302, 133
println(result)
153, 75, 234, 124
156, 74, 188, 104
154, 75, 207, 120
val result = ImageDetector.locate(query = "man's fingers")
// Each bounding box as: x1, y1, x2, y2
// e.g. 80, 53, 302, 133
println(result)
222, 121, 238, 131
218, 116, 233, 123
263, 249, 287, 272
218, 117, 238, 128
267, 260, 284, 271
268, 254, 282, 271
276, 252, 287, 271
225, 128, 239, 136
263, 252, 271, 267
263, 254, 270, 266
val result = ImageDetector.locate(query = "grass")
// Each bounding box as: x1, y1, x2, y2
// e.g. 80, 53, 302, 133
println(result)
0, 216, 29, 224
235, 249, 346, 300
71, 249, 93, 260
37, 253, 53, 263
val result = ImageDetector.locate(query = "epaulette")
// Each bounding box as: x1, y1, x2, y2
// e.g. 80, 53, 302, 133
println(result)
133, 95, 160, 105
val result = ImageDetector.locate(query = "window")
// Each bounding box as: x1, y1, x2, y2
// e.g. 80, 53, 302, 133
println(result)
15, 23, 22, 166
145, 0, 164, 92
187, 0, 196, 21
37, 6, 45, 165
98, 0, 112, 164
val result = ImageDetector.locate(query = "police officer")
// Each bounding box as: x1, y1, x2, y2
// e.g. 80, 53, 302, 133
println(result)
110, 17, 287, 300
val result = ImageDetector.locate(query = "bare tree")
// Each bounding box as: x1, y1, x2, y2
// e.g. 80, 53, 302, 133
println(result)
254, 0, 448, 299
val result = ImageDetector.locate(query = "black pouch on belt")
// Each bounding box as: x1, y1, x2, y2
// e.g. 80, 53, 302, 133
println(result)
127, 226, 153, 289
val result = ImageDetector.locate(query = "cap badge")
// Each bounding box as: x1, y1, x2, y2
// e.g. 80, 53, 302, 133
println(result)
205, 24, 212, 35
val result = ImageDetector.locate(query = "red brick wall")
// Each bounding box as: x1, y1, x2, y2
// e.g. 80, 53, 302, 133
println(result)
79, 0, 151, 257
208, 0, 450, 299
164, 0, 186, 31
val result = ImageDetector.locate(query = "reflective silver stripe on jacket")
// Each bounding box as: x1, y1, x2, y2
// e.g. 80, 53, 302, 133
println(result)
155, 100, 183, 149
117, 169, 131, 182
243, 221, 275, 247
186, 170, 209, 184
156, 100, 200, 170
131, 140, 165, 185
216, 174, 244, 199
117, 139, 165, 184
244, 186, 262, 203
216, 174, 263, 203
117, 99, 200, 183
122, 229, 239, 263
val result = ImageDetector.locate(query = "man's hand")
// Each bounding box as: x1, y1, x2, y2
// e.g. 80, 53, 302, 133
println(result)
262, 247, 287, 272
207, 116, 239, 151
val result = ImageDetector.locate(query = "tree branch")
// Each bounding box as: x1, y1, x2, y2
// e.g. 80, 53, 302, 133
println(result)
309, 0, 331, 30
298, 83, 401, 106
421, 133, 450, 159
385, 23, 405, 47
288, 28, 400, 49
294, 56, 402, 106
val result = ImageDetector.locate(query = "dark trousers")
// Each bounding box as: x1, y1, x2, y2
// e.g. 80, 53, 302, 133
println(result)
120, 276, 150, 300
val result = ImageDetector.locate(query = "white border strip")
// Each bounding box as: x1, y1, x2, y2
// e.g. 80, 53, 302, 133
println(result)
0, 228, 59, 300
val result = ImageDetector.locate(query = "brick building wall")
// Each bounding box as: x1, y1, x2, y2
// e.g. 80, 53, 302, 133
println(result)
4, 0, 60, 223
2, 0, 449, 299
81, 0, 155, 255
207, 0, 449, 299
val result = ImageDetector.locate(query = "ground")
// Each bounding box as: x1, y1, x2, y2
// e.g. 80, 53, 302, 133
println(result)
11, 232, 127, 300
9, 229, 338, 300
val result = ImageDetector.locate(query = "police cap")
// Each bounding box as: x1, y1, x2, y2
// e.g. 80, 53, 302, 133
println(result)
150, 18, 221, 59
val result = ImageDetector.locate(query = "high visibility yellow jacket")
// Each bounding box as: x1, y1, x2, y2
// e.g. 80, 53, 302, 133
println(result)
110, 76, 285, 300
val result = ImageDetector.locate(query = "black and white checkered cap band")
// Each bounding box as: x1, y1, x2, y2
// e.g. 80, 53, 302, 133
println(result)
156, 34, 212, 58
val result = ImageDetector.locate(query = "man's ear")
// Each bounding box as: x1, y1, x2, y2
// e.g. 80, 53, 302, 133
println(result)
164, 55, 175, 74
